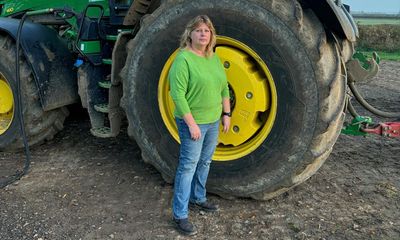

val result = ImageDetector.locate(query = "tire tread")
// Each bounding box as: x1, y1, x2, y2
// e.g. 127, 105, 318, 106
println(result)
0, 34, 68, 151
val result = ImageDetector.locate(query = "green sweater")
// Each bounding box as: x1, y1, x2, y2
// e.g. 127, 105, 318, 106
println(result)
169, 50, 229, 124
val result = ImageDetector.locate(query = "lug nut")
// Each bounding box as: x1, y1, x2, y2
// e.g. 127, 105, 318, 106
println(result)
246, 92, 253, 99
224, 61, 230, 69
233, 126, 239, 133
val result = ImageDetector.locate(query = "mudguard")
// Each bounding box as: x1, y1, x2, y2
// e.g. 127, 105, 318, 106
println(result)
0, 17, 79, 111
305, 0, 359, 42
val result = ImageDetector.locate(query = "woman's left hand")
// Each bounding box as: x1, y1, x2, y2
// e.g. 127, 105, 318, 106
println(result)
222, 115, 230, 133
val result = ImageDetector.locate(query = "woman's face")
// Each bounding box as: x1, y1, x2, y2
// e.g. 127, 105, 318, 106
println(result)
190, 23, 211, 49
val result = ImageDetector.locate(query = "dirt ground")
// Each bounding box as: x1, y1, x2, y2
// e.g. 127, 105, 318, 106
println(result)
1, 61, 399, 240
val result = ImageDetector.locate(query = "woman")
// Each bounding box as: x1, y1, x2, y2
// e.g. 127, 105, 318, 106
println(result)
168, 15, 231, 235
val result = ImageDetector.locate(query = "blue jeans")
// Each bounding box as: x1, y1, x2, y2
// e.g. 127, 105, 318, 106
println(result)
172, 118, 220, 220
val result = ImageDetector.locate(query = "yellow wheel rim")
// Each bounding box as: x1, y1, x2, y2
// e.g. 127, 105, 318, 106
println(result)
0, 72, 14, 135
158, 36, 277, 161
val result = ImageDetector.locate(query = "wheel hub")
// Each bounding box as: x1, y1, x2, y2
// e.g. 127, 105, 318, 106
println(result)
216, 45, 269, 147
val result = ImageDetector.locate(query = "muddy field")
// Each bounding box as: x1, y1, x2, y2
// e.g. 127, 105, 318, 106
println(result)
1, 61, 399, 240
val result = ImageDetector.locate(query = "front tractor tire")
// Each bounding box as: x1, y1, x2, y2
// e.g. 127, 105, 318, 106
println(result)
122, 0, 349, 200
0, 34, 68, 151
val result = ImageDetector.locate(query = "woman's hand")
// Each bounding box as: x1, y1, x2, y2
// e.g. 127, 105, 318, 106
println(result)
182, 113, 201, 140
188, 123, 201, 140
222, 115, 231, 133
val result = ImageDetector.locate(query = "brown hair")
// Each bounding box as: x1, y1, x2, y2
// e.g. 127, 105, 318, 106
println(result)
179, 15, 217, 58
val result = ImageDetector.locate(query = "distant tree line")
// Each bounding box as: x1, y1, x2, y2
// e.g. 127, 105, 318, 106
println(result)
352, 12, 400, 19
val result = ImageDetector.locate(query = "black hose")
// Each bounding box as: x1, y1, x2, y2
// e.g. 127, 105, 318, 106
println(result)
1, 8, 81, 188
348, 82, 400, 118
0, 14, 31, 188
346, 97, 359, 118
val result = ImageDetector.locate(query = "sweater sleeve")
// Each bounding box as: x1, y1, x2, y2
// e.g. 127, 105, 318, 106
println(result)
221, 80, 229, 98
168, 55, 191, 116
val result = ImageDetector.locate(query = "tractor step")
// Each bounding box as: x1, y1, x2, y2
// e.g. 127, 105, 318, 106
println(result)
106, 35, 118, 41
99, 80, 111, 89
102, 59, 112, 65
90, 127, 113, 138
106, 30, 131, 41
94, 103, 109, 113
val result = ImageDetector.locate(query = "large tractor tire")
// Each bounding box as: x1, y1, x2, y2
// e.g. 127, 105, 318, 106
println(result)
0, 34, 68, 151
121, 0, 351, 200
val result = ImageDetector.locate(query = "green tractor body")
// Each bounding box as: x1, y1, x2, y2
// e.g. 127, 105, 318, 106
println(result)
0, 0, 361, 199
0, 0, 112, 17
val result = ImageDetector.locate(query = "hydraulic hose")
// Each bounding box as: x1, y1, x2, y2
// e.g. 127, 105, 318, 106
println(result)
346, 97, 359, 118
0, 14, 31, 188
0, 8, 79, 188
348, 82, 400, 118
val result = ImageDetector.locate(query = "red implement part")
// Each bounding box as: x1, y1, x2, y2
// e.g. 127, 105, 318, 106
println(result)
362, 122, 400, 138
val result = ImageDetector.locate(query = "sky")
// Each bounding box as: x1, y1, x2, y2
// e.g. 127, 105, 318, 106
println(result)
342, 0, 400, 14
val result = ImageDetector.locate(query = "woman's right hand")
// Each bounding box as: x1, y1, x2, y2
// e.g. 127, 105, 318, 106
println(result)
188, 124, 201, 140
182, 113, 201, 140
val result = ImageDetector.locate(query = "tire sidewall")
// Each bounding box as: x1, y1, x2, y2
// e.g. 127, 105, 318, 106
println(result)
124, 1, 319, 193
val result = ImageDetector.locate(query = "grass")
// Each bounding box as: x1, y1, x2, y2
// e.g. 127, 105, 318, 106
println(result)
357, 50, 400, 61
355, 17, 400, 25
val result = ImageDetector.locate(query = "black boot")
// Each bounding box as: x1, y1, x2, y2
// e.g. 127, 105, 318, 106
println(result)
173, 218, 197, 236
190, 201, 219, 212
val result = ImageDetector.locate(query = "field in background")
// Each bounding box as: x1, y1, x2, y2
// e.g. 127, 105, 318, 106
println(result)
353, 13, 400, 25
355, 17, 400, 25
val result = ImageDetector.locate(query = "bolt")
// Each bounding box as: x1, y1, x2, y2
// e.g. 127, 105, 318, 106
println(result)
224, 61, 230, 69
246, 92, 253, 99
233, 126, 239, 133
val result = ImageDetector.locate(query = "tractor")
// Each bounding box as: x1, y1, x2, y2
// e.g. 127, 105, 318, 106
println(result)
0, 0, 389, 199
